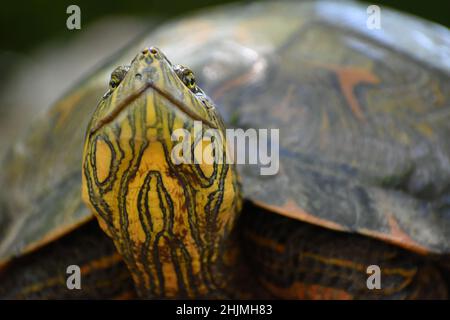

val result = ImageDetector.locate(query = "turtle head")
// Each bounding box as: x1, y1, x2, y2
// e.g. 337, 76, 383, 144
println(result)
82, 47, 241, 298
89, 47, 219, 134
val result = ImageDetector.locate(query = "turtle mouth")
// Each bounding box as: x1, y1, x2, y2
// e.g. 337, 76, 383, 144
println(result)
89, 80, 217, 137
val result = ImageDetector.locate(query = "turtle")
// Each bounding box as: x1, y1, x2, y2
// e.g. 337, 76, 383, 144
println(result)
0, 0, 449, 299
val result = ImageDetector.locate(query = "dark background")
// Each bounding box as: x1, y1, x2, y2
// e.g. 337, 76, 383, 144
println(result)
1, 0, 449, 54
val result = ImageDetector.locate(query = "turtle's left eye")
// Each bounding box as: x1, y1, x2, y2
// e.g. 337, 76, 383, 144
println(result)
174, 64, 198, 92
184, 72, 196, 90
109, 65, 130, 90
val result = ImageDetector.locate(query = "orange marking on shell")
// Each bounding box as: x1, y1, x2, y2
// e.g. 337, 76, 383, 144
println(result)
385, 213, 429, 255
80, 253, 123, 275
212, 72, 254, 101
254, 199, 347, 232
212, 58, 265, 100
273, 84, 298, 122
0, 214, 94, 268
15, 253, 124, 297
17, 276, 66, 297
51, 90, 85, 129
245, 230, 286, 254
261, 279, 353, 300
255, 200, 432, 255
359, 214, 430, 255
113, 290, 136, 300
309, 284, 318, 299
319, 64, 380, 121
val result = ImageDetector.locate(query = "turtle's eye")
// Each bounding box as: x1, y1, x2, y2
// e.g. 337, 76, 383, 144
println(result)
109, 65, 130, 90
174, 64, 198, 92
184, 72, 196, 90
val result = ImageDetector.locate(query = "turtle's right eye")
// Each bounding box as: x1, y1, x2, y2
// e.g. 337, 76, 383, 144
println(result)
109, 65, 130, 90
174, 64, 199, 93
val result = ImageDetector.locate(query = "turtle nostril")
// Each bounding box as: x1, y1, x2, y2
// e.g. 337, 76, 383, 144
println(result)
150, 47, 158, 55
141, 48, 149, 55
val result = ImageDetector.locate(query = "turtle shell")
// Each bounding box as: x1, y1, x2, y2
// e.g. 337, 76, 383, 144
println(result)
1, 0, 449, 266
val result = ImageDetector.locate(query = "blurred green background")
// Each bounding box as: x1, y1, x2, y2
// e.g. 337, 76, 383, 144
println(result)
1, 0, 448, 55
